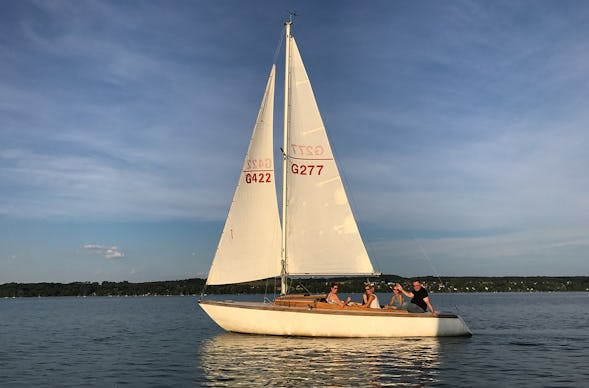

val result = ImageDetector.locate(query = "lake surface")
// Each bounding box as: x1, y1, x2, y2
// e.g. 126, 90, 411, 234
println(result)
1, 292, 587, 387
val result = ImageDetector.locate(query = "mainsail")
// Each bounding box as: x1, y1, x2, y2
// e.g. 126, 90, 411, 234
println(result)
206, 66, 282, 285
283, 38, 375, 276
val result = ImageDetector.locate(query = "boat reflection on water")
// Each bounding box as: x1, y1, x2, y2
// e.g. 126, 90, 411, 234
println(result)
199, 333, 441, 386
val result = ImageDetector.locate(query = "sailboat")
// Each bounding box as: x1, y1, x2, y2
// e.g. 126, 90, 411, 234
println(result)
199, 21, 471, 337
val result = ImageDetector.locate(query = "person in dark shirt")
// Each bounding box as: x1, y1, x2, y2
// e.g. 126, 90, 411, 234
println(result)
395, 280, 437, 316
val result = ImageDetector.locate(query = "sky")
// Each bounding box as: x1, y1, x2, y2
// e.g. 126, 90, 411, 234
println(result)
1, 0, 588, 284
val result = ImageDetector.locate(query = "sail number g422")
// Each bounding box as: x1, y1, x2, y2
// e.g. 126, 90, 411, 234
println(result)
291, 163, 324, 176
246, 158, 272, 169
245, 173, 272, 184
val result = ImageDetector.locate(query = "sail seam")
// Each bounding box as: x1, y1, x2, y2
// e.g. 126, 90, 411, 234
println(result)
288, 272, 380, 276
288, 156, 334, 161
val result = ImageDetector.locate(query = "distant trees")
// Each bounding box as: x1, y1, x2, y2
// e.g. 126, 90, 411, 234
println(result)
0, 279, 205, 298
1, 276, 587, 298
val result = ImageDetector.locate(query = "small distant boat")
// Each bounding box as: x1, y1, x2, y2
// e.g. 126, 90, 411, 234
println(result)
199, 21, 471, 337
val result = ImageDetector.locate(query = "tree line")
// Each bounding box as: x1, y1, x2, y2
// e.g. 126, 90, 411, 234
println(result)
1, 276, 587, 297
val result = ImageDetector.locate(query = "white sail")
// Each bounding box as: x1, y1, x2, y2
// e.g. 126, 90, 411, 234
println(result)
207, 66, 282, 285
284, 39, 375, 276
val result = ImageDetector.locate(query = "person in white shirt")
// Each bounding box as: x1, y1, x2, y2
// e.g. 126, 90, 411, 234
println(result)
361, 285, 380, 309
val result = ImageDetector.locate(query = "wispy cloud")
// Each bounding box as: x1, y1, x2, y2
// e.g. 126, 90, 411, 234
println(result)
1, 1, 588, 280
0, 0, 255, 221
83, 244, 125, 259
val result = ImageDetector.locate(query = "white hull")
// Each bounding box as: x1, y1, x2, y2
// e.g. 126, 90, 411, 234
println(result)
199, 300, 472, 337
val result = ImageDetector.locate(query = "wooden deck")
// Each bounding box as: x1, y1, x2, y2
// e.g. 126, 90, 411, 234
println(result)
272, 294, 453, 316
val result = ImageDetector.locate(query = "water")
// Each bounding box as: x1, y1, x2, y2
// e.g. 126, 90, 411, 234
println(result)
1, 293, 587, 387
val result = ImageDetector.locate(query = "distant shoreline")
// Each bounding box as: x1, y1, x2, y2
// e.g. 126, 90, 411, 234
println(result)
1, 276, 587, 297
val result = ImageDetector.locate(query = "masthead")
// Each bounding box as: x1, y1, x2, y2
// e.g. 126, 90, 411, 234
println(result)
286, 10, 297, 24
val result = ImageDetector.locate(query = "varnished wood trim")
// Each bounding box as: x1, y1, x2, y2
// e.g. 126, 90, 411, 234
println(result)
199, 299, 458, 319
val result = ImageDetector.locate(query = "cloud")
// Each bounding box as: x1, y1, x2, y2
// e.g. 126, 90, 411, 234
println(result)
83, 244, 125, 259
1, 1, 588, 279
0, 1, 252, 222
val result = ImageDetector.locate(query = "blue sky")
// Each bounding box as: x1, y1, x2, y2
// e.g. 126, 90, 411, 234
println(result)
1, 1, 588, 283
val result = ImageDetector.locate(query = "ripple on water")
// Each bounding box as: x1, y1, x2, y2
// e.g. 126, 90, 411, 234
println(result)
1, 294, 588, 386
199, 334, 444, 386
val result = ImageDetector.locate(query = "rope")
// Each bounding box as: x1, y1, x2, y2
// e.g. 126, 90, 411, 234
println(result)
413, 237, 445, 289
272, 26, 285, 65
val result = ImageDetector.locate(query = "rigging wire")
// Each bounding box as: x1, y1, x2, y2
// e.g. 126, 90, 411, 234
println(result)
414, 236, 445, 289
334, 143, 382, 275
264, 278, 274, 303
272, 26, 285, 66
413, 241, 462, 311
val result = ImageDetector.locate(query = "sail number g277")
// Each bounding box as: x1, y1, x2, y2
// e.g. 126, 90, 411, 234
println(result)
291, 144, 324, 156
291, 163, 324, 176
289, 144, 326, 176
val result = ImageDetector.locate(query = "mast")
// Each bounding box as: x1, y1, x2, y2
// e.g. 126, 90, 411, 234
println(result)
280, 21, 292, 295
